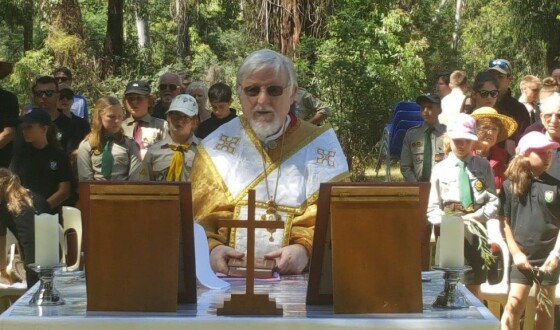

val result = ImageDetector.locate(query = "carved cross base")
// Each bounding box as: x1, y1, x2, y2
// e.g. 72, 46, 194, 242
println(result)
217, 293, 282, 316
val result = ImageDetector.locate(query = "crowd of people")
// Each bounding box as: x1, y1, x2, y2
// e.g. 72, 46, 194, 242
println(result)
0, 50, 343, 287
1, 51, 560, 329
401, 58, 560, 330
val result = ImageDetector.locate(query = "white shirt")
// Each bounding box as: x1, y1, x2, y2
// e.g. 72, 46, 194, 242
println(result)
440, 88, 466, 125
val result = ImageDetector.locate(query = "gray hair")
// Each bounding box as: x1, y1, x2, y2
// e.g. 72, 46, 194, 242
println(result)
185, 81, 208, 96
541, 92, 560, 114
159, 72, 181, 85
236, 49, 298, 92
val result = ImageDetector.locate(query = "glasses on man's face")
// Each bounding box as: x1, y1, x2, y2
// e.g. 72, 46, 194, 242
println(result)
242, 85, 286, 97
54, 76, 69, 83
33, 90, 56, 98
477, 125, 500, 134
488, 59, 511, 73
59, 92, 74, 101
543, 113, 560, 121
478, 89, 499, 98
159, 83, 179, 91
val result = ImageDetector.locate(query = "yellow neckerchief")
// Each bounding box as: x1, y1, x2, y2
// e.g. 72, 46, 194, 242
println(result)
165, 143, 190, 181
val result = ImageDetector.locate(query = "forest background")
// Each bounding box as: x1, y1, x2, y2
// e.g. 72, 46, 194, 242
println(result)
0, 0, 559, 180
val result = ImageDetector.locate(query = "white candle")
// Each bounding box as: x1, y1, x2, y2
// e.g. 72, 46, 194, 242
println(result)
35, 213, 59, 266
439, 215, 464, 268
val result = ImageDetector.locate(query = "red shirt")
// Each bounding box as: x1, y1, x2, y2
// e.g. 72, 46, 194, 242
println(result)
473, 145, 510, 190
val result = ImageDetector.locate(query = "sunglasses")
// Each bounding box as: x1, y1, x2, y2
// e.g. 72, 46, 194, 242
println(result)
159, 83, 179, 91
33, 90, 56, 97
59, 92, 74, 100
488, 59, 511, 73
477, 89, 499, 98
242, 85, 286, 97
54, 76, 69, 82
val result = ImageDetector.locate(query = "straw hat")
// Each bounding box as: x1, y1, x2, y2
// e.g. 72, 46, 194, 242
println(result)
471, 107, 518, 143
0, 59, 14, 80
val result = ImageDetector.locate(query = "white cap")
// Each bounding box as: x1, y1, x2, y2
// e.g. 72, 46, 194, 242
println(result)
446, 113, 478, 141
166, 94, 198, 117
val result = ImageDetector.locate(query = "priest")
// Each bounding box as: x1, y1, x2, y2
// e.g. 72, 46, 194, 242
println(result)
191, 49, 349, 275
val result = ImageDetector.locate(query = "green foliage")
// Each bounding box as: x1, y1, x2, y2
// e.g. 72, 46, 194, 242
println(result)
2, 49, 53, 105
0, 0, 558, 181
312, 6, 427, 179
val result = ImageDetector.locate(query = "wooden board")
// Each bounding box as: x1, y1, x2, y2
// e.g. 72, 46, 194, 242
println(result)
307, 182, 430, 314
79, 182, 196, 312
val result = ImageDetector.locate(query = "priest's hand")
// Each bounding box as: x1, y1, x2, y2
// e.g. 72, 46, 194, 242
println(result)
210, 245, 244, 274
264, 244, 308, 275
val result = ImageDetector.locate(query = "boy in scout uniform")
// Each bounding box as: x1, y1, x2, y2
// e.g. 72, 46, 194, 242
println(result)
400, 93, 447, 182
134, 94, 200, 182
427, 113, 499, 300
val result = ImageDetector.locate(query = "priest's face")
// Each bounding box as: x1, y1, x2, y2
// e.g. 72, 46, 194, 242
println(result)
238, 68, 297, 140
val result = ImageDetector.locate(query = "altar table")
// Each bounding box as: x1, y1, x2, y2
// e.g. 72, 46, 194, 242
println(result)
0, 271, 499, 329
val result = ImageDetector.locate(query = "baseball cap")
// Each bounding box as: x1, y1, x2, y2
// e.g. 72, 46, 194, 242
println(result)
446, 113, 478, 141
57, 83, 74, 93
125, 80, 151, 95
166, 94, 199, 117
517, 132, 560, 155
488, 59, 512, 75
20, 109, 51, 125
416, 93, 441, 105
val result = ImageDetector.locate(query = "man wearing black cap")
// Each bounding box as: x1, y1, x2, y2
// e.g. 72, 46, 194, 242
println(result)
488, 59, 530, 141
0, 59, 19, 168
401, 93, 447, 183
122, 80, 167, 159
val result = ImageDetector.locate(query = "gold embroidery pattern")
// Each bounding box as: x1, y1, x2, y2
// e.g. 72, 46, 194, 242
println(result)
316, 148, 336, 167
214, 134, 240, 154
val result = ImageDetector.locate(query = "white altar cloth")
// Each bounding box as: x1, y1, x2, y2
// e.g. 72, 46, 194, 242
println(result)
0, 271, 499, 330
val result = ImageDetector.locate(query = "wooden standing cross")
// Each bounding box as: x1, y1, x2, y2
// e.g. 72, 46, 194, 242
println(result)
216, 189, 284, 315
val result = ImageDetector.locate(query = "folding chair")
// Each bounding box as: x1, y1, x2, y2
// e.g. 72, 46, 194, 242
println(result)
374, 102, 422, 181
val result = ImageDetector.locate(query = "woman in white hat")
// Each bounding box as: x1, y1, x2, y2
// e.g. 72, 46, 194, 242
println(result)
471, 107, 518, 193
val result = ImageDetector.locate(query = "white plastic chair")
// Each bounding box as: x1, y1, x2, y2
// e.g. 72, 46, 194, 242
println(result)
479, 219, 511, 319
0, 230, 28, 312
61, 206, 82, 271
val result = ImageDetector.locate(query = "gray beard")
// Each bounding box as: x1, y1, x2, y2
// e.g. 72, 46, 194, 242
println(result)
250, 119, 283, 142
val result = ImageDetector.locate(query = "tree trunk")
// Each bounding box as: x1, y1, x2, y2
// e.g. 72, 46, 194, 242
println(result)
452, 0, 462, 51
280, 0, 301, 57
41, 0, 84, 38
176, 0, 191, 59
134, 0, 150, 49
22, 0, 34, 51
103, 0, 124, 76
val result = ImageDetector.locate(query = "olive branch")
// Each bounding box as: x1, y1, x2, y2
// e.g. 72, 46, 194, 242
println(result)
464, 218, 495, 271
530, 267, 554, 317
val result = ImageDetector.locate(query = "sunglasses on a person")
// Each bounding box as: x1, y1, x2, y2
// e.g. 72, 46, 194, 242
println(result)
33, 90, 56, 97
59, 91, 74, 100
477, 89, 499, 98
159, 83, 179, 91
488, 59, 511, 73
54, 76, 69, 83
242, 85, 286, 97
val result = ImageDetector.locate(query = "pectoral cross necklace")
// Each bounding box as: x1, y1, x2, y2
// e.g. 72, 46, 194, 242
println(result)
259, 124, 286, 242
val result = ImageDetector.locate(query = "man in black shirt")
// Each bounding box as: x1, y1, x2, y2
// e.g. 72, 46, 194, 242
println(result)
0, 60, 19, 167
196, 83, 237, 139
488, 59, 531, 142
152, 72, 183, 119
